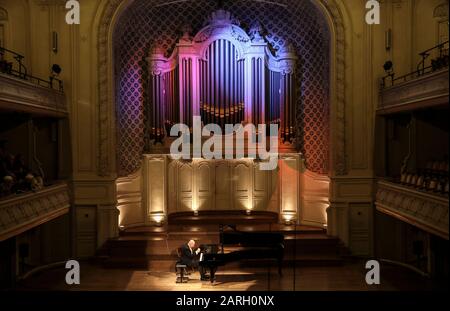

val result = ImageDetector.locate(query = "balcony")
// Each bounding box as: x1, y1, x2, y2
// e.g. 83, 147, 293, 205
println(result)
375, 180, 448, 240
0, 73, 67, 117
0, 182, 70, 241
378, 69, 448, 115
0, 47, 66, 117
378, 41, 449, 115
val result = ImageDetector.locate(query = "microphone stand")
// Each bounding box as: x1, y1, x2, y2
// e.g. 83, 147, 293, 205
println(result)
267, 222, 272, 291
293, 222, 297, 291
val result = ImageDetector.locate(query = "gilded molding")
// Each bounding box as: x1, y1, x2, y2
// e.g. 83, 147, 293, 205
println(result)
97, 0, 123, 176
320, 0, 347, 175
0, 183, 70, 241
376, 180, 449, 239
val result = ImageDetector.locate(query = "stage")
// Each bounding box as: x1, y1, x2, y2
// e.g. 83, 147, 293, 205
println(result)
17, 259, 434, 291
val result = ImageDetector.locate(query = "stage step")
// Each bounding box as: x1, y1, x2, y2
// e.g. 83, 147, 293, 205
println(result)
100, 225, 345, 269
101, 254, 343, 269
167, 211, 279, 225
121, 224, 326, 236
105, 232, 339, 257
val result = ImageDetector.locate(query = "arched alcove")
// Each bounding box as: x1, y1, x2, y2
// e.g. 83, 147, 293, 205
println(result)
95, 0, 350, 231
111, 0, 332, 177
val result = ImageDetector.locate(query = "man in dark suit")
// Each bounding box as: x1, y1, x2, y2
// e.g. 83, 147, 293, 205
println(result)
180, 240, 208, 281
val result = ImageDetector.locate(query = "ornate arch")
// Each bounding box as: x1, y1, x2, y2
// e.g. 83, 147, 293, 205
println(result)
97, 0, 128, 176
0, 7, 8, 21
96, 0, 348, 177
315, 0, 348, 176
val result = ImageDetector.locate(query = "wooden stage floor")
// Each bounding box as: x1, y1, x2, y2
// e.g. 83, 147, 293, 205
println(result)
17, 259, 438, 291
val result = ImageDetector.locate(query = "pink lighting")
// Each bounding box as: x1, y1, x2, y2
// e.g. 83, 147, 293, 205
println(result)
114, 1, 331, 177
146, 10, 297, 145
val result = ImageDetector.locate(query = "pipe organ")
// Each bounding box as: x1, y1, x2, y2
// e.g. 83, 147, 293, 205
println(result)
199, 39, 245, 128
147, 10, 297, 143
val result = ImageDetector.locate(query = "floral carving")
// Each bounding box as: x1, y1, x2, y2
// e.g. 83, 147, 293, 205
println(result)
0, 183, 70, 238
376, 181, 449, 238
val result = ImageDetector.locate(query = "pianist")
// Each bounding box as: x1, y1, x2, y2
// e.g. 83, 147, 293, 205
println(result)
180, 240, 208, 281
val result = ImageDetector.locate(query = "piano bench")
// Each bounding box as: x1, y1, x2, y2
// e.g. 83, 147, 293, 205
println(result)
175, 263, 189, 283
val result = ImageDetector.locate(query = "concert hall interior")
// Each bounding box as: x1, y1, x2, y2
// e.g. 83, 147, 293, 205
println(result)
0, 0, 448, 291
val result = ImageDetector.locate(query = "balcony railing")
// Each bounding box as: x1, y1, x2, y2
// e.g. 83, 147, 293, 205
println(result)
375, 180, 448, 240
0, 46, 63, 92
0, 182, 70, 241
381, 41, 449, 89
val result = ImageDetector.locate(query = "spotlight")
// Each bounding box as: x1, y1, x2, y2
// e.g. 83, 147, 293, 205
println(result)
282, 212, 296, 225
382, 61, 395, 87
383, 61, 393, 74
51, 64, 62, 76
152, 213, 165, 226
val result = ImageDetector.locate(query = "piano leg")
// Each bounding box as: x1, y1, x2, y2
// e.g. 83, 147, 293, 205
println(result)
209, 267, 217, 284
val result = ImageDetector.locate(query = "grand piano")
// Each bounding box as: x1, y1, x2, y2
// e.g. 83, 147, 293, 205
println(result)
199, 225, 285, 283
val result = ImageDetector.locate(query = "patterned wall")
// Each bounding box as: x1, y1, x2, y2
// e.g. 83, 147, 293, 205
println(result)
114, 0, 330, 177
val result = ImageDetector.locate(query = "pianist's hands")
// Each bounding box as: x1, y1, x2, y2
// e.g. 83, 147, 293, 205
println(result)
195, 248, 201, 255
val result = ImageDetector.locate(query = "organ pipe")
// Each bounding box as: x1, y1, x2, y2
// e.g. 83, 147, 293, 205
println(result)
147, 10, 297, 145
199, 39, 245, 127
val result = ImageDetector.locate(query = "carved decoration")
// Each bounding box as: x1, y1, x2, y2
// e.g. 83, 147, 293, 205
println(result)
34, 0, 67, 7
320, 0, 347, 175
154, 156, 295, 219
0, 74, 67, 116
434, 2, 449, 19
376, 180, 449, 239
0, 7, 8, 21
97, 0, 123, 176
231, 25, 250, 43
204, 9, 240, 27
379, 69, 449, 114
194, 28, 213, 43
0, 183, 70, 241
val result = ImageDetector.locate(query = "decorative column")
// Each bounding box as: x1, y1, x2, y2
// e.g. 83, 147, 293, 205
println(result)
97, 204, 120, 248
279, 154, 302, 224
245, 23, 267, 125
143, 155, 167, 226
277, 43, 297, 143
148, 47, 168, 142
177, 25, 200, 127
